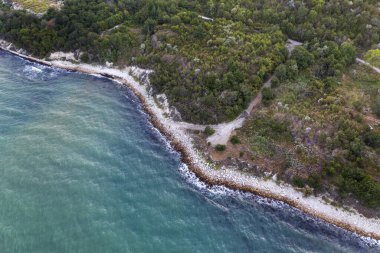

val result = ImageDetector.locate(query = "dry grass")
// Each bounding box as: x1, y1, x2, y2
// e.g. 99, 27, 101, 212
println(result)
13, 0, 60, 13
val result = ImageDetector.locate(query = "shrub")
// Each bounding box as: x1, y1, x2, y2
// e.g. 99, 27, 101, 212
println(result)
215, 144, 226, 152
363, 130, 380, 149
204, 126, 215, 136
286, 60, 299, 80
80, 52, 90, 63
275, 64, 287, 81
307, 174, 322, 190
271, 76, 280, 88
371, 97, 380, 117
325, 166, 336, 176
339, 167, 380, 207
262, 87, 275, 106
291, 46, 315, 70
352, 100, 363, 112
303, 187, 313, 197
293, 176, 305, 188
230, 135, 240, 145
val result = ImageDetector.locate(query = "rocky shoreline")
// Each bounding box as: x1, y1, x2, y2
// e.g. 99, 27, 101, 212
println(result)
1, 40, 380, 242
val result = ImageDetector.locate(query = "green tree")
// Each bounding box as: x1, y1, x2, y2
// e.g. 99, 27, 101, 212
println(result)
291, 46, 314, 70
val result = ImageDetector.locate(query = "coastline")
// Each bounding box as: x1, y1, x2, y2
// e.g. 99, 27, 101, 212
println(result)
1, 43, 380, 242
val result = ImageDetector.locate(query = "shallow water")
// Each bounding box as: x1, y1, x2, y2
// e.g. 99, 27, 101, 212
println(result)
0, 51, 379, 253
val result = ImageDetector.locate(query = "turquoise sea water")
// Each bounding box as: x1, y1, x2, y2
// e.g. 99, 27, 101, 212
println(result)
0, 51, 379, 253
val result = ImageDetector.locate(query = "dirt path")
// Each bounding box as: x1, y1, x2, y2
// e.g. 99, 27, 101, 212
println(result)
356, 58, 380, 74
175, 74, 273, 146
364, 114, 380, 126
177, 39, 302, 146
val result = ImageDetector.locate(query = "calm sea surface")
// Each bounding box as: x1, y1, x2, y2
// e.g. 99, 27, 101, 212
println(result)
0, 51, 379, 253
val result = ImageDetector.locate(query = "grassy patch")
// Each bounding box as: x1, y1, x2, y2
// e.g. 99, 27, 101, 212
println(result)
245, 115, 292, 142
346, 65, 380, 90
364, 49, 380, 68
13, 0, 55, 13
240, 114, 293, 158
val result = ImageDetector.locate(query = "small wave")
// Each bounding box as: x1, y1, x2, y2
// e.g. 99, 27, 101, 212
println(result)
89, 73, 104, 79
177, 163, 380, 250
177, 163, 234, 196
21, 64, 60, 81
30, 66, 43, 72
23, 65, 42, 76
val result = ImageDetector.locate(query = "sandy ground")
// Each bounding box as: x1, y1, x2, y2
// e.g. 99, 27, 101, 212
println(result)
1, 39, 380, 241
48, 52, 77, 61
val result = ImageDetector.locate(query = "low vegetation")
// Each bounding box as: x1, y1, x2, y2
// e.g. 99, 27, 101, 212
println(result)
215, 144, 226, 152
204, 126, 215, 136
11, 0, 56, 13
230, 135, 240, 145
239, 63, 380, 209
364, 49, 380, 68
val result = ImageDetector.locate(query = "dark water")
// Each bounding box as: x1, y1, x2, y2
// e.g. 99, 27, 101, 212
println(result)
0, 51, 379, 253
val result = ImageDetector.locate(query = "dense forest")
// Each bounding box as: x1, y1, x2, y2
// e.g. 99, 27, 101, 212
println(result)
1, 0, 380, 209
1, 0, 379, 123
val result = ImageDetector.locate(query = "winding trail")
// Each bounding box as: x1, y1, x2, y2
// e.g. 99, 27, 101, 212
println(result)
177, 39, 302, 146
